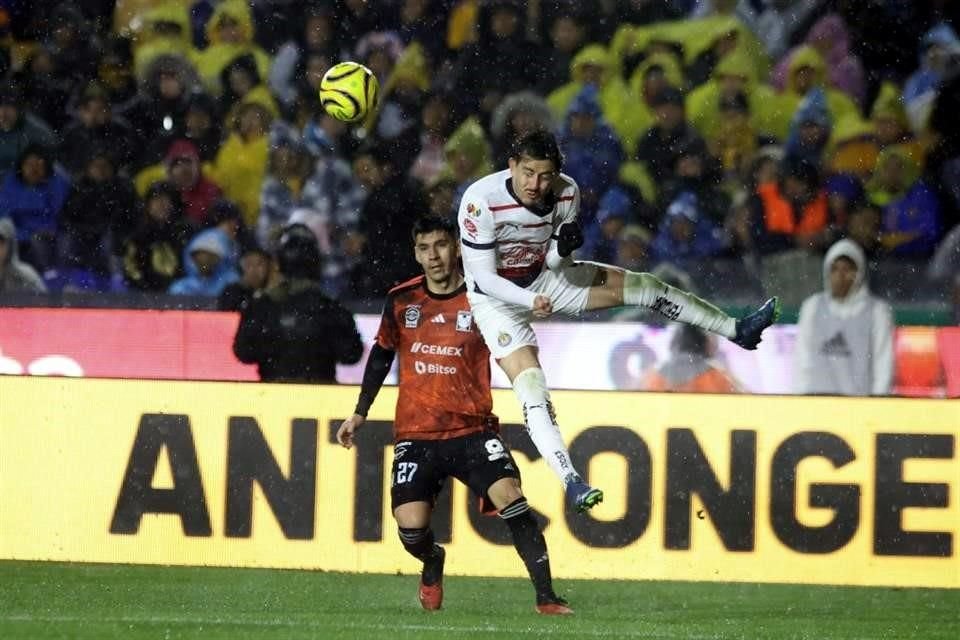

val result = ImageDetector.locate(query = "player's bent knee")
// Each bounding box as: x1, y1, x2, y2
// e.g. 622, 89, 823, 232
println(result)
487, 477, 523, 511
393, 501, 432, 529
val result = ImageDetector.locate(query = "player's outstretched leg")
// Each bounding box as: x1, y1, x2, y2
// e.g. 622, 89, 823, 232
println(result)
621, 272, 779, 350
512, 368, 603, 513
398, 527, 445, 610
731, 297, 780, 350
498, 497, 574, 615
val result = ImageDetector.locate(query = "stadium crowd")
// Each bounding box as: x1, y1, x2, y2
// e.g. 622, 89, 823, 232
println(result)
0, 0, 957, 318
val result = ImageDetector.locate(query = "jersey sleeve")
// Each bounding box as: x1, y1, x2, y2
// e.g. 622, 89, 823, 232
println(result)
458, 195, 496, 251
374, 295, 399, 350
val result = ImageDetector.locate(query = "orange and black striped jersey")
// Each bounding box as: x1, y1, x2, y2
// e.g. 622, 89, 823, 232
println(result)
376, 275, 497, 441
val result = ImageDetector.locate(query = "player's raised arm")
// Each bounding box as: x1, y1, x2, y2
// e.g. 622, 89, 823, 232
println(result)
546, 181, 582, 271
458, 197, 539, 309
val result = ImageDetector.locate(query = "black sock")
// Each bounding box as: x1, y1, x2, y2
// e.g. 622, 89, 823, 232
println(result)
500, 498, 554, 600
398, 527, 443, 585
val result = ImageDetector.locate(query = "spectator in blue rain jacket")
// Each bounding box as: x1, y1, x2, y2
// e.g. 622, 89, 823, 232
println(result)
558, 85, 624, 228
168, 226, 239, 296
651, 191, 729, 270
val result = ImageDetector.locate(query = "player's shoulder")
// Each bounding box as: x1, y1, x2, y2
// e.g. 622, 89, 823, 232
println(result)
385, 275, 425, 306
462, 169, 510, 204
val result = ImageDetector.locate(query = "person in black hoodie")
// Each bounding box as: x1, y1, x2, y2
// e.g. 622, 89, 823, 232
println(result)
122, 180, 191, 291
350, 139, 427, 296
451, 0, 548, 127
58, 146, 139, 283
233, 223, 363, 383
58, 82, 138, 176
117, 53, 201, 170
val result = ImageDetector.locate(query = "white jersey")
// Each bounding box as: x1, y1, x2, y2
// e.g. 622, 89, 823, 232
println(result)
457, 169, 579, 289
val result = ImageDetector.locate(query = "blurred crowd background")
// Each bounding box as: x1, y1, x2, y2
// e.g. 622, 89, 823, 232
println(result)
0, 0, 958, 322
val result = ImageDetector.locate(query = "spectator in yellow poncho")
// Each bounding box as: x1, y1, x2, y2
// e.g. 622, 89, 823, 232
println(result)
440, 116, 493, 209
826, 115, 879, 183
132, 2, 196, 81
870, 81, 925, 161
686, 46, 782, 144
194, 0, 270, 95
677, 15, 769, 89
210, 94, 276, 228
772, 45, 858, 142
620, 51, 686, 158
546, 44, 632, 153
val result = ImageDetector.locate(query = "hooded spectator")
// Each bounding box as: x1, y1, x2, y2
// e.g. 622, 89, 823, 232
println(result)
547, 44, 632, 148
163, 139, 224, 228
193, 0, 271, 95
784, 88, 832, 168
903, 23, 960, 134
582, 186, 631, 265
117, 53, 202, 169
122, 181, 191, 291
0, 217, 46, 293
772, 46, 858, 143
0, 82, 56, 177
868, 145, 942, 257
794, 239, 893, 396
168, 227, 239, 296
650, 191, 729, 271
58, 82, 138, 175
132, 3, 196, 80
268, 4, 338, 112
0, 143, 70, 272
453, 0, 548, 126
558, 85, 624, 225
211, 98, 274, 228
771, 14, 865, 106
58, 147, 138, 282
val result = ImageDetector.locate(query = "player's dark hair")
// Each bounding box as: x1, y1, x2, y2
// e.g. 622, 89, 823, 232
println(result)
412, 215, 458, 241
510, 129, 564, 171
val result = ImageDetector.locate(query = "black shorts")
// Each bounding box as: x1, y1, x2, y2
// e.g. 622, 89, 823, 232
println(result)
390, 429, 521, 515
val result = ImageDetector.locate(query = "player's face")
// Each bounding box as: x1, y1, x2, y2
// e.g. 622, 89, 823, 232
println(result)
829, 257, 858, 300
508, 156, 558, 207
414, 230, 459, 283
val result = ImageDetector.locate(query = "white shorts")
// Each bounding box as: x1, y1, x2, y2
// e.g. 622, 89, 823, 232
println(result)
467, 262, 600, 359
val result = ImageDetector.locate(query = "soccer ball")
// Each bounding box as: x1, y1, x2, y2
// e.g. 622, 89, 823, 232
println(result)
318, 61, 380, 123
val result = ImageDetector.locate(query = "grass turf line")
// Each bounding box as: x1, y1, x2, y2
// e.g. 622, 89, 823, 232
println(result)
1, 561, 957, 639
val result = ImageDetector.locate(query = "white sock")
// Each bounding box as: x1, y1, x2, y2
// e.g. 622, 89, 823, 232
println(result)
512, 368, 581, 485
623, 271, 736, 338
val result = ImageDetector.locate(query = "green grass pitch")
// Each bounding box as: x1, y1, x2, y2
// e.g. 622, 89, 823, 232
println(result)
1, 561, 957, 639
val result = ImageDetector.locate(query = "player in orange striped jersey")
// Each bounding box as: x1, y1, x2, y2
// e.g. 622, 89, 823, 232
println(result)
337, 216, 572, 615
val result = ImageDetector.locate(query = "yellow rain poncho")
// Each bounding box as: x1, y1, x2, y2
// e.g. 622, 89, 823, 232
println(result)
546, 45, 633, 151
686, 47, 782, 142
619, 51, 686, 156
773, 45, 858, 141
132, 2, 196, 80
211, 95, 276, 227
194, 0, 270, 95
827, 114, 878, 180
440, 116, 493, 187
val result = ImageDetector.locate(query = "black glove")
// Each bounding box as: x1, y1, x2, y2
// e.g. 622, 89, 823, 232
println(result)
556, 222, 584, 258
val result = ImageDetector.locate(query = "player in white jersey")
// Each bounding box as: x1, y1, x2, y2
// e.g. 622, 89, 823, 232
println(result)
458, 130, 779, 513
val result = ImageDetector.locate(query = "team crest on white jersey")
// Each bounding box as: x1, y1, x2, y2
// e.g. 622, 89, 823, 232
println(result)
404, 305, 421, 328
456, 310, 473, 332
